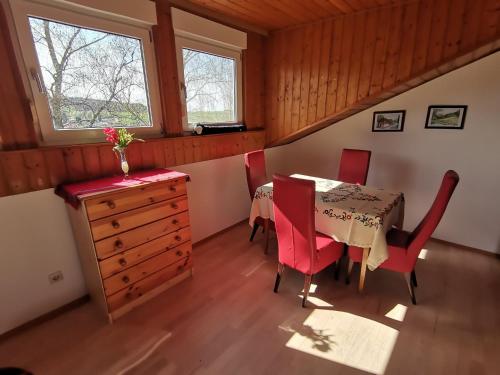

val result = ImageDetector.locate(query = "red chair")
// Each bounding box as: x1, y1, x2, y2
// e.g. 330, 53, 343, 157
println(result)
346, 170, 460, 304
338, 149, 372, 185
244, 150, 275, 249
272, 174, 344, 307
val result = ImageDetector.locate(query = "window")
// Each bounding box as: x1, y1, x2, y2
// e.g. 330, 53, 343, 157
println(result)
9, 0, 162, 144
176, 37, 242, 131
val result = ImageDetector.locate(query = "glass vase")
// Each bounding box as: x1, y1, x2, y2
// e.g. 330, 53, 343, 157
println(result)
116, 147, 129, 177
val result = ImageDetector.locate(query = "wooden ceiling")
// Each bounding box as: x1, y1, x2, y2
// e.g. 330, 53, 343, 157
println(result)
183, 0, 403, 30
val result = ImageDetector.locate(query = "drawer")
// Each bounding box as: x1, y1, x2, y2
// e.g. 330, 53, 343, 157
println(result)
90, 195, 188, 241
85, 179, 187, 221
99, 235, 192, 279
95, 217, 191, 260
103, 242, 192, 296
107, 257, 193, 312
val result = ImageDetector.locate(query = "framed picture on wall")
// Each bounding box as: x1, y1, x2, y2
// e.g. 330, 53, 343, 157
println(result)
372, 110, 405, 132
425, 105, 467, 129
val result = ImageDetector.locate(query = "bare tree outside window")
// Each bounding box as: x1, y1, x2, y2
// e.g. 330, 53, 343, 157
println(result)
28, 17, 152, 130
182, 48, 235, 125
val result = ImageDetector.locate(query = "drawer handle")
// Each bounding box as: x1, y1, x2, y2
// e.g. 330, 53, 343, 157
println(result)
172, 219, 179, 225
169, 185, 177, 192
118, 258, 127, 266
106, 200, 116, 209
171, 203, 179, 209
175, 235, 182, 241
176, 250, 183, 256
115, 240, 123, 249
122, 275, 130, 283
111, 220, 120, 229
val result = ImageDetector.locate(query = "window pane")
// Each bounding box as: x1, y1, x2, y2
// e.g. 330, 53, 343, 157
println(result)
182, 48, 235, 124
28, 17, 152, 130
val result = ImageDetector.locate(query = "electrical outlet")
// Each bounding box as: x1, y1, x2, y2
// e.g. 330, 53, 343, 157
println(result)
48, 271, 64, 284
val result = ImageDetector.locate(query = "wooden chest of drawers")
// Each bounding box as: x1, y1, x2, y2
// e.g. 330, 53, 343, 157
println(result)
65, 172, 192, 322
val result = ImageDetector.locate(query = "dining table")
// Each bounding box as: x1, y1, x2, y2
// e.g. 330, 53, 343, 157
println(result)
249, 174, 405, 292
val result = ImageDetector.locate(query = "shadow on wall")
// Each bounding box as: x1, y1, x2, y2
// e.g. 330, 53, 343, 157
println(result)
371, 153, 416, 190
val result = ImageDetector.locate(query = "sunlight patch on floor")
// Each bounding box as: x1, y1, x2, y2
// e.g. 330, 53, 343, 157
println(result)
281, 310, 398, 375
418, 248, 429, 260
384, 304, 408, 322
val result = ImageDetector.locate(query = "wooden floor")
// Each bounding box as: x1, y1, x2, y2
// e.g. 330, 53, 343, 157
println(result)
1, 222, 499, 375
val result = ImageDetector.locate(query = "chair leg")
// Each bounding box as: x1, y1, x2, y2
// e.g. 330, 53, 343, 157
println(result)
249, 223, 260, 242
346, 259, 354, 285
302, 274, 313, 308
334, 260, 341, 281
404, 272, 417, 305
411, 270, 418, 287
273, 263, 285, 293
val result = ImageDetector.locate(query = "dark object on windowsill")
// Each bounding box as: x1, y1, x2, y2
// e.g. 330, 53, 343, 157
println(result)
192, 123, 247, 135
0, 368, 33, 375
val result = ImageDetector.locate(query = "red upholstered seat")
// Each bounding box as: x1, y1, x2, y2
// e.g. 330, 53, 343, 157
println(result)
338, 149, 372, 185
273, 174, 344, 307
347, 170, 460, 304
244, 150, 275, 247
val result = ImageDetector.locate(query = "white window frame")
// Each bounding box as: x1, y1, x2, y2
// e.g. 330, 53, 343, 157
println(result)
8, 0, 163, 145
175, 36, 243, 132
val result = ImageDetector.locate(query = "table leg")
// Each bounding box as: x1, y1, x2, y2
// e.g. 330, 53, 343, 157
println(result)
359, 247, 370, 292
264, 218, 270, 254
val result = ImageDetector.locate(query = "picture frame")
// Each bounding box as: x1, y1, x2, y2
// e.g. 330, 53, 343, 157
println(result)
425, 105, 467, 129
372, 110, 406, 132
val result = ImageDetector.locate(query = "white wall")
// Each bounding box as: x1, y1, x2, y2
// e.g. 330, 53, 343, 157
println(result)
0, 154, 251, 334
266, 51, 500, 254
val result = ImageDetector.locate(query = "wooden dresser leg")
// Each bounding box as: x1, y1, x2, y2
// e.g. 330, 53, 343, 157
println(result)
358, 248, 369, 292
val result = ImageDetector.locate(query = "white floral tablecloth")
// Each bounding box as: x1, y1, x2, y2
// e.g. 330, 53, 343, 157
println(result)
249, 174, 405, 270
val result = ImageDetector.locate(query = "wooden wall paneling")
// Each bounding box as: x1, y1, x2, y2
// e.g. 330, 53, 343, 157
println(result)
43, 148, 68, 187
243, 33, 265, 129
153, 1, 183, 136
0, 162, 9, 197
368, 6, 391, 95
63, 147, 87, 182
396, 1, 419, 82
126, 143, 143, 173
381, 5, 404, 89
357, 9, 378, 100
98, 145, 119, 177
0, 152, 30, 194
152, 141, 166, 168
316, 19, 333, 120
283, 28, 294, 137
163, 139, 176, 167
182, 138, 195, 164
426, 0, 452, 67
140, 142, 156, 169
442, 0, 467, 59
325, 17, 344, 116
345, 12, 366, 106
0, 3, 37, 150
306, 22, 323, 124
23, 150, 50, 191
478, 0, 500, 41
411, 0, 433, 75
460, 0, 485, 52
290, 27, 303, 133
173, 138, 185, 166
276, 31, 287, 139
265, 31, 276, 142
298, 24, 314, 129
335, 14, 355, 112
81, 146, 101, 180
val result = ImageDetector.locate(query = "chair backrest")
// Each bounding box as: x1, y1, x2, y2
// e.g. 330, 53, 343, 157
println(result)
273, 174, 317, 275
338, 149, 372, 185
407, 170, 460, 263
244, 150, 268, 200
